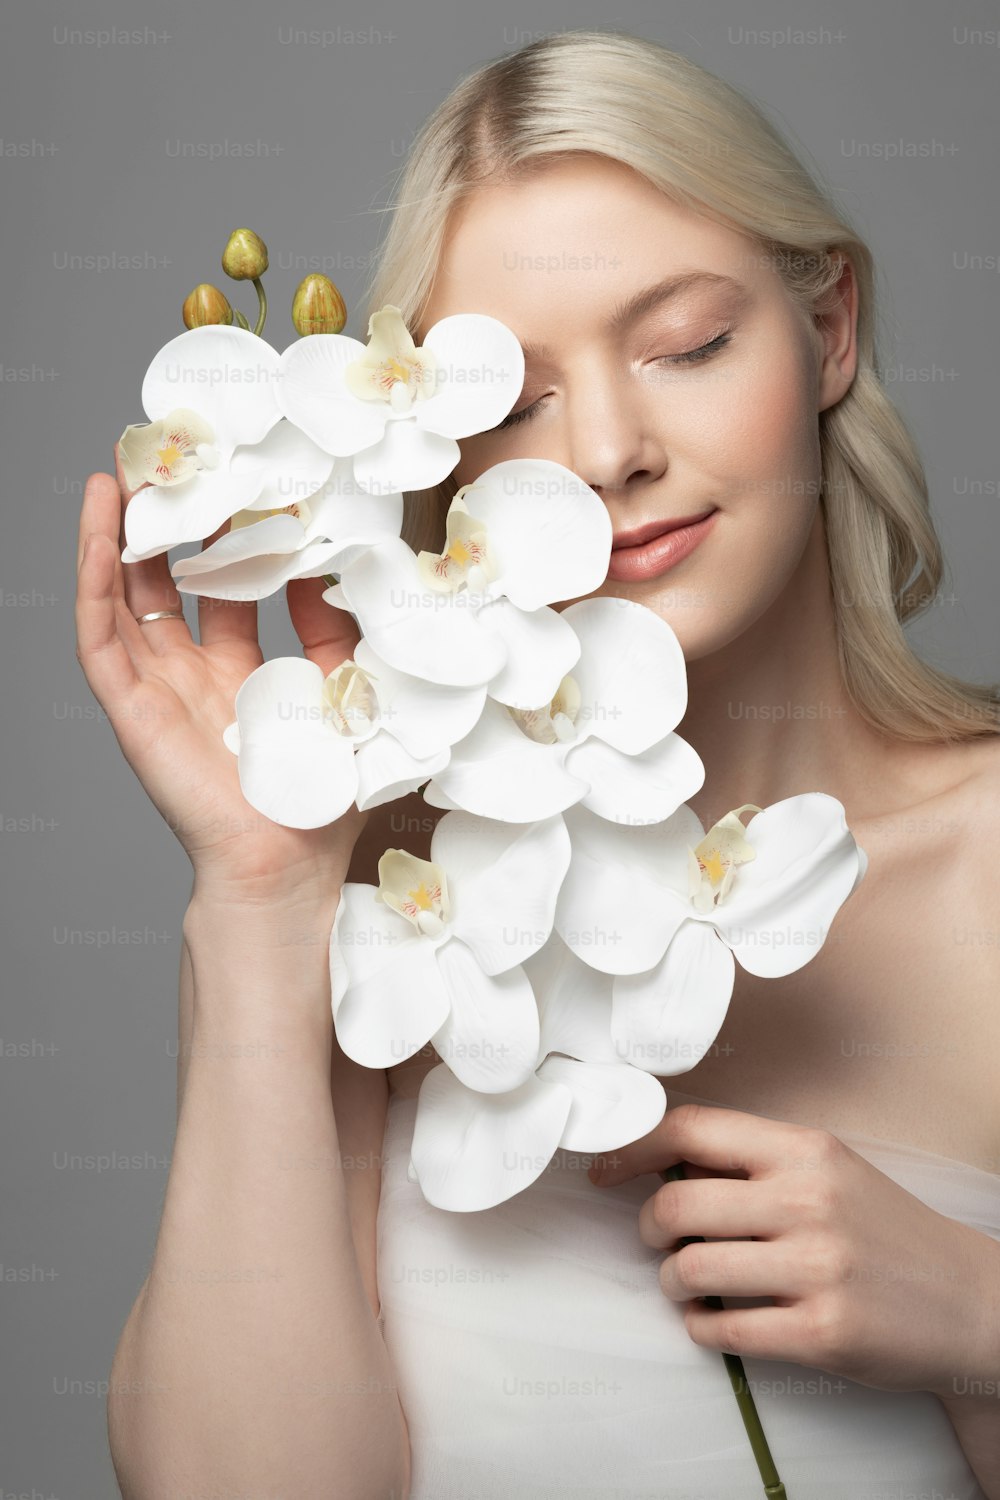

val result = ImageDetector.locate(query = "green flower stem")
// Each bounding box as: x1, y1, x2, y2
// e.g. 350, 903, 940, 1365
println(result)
252, 276, 267, 336
232, 307, 251, 332
659, 1162, 788, 1499
320, 573, 339, 589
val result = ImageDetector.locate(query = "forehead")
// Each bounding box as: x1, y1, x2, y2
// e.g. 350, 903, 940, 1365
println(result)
416, 153, 767, 341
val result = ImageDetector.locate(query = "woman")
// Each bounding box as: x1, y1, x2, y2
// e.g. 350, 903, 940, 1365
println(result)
77, 29, 1000, 1500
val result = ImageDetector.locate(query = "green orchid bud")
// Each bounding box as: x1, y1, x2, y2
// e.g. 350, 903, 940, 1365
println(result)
183, 283, 233, 329
292, 274, 347, 336
222, 228, 269, 281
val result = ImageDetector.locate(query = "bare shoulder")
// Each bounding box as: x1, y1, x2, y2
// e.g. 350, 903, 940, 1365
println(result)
918, 731, 1000, 868
858, 731, 1000, 850
857, 733, 1000, 937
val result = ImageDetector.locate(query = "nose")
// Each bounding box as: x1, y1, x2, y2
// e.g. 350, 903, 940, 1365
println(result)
559, 364, 668, 502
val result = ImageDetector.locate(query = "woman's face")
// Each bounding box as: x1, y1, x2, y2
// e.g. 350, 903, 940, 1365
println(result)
416, 152, 849, 661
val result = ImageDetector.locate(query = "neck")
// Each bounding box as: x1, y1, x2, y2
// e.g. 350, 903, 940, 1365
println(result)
677, 512, 902, 829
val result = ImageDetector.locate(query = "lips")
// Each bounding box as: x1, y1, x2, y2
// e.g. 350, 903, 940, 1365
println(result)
612, 508, 717, 551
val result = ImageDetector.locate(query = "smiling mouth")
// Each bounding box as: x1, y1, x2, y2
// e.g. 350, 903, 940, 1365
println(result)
611, 507, 718, 550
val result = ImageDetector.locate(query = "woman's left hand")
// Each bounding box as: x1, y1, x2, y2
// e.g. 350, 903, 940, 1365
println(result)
588, 1101, 1000, 1399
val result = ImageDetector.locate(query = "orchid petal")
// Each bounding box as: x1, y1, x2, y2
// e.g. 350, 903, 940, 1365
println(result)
611, 919, 735, 1076
277, 333, 387, 456
230, 419, 334, 510
560, 597, 689, 752
540, 1056, 668, 1153
568, 732, 705, 825
430, 811, 570, 975
231, 656, 357, 828
419, 781, 463, 811
330, 884, 449, 1067
173, 529, 346, 602
710, 794, 865, 978
410, 1062, 572, 1212
299, 483, 403, 552
460, 458, 612, 609
428, 696, 587, 822
430, 939, 540, 1092
352, 415, 459, 496
352, 637, 486, 761
555, 803, 700, 975
416, 313, 525, 437
523, 933, 619, 1066
354, 731, 450, 812
123, 465, 267, 558
478, 597, 581, 709
141, 326, 282, 451
337, 538, 505, 688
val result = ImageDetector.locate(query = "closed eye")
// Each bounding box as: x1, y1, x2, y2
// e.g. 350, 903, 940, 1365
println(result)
491, 331, 734, 432
655, 330, 732, 366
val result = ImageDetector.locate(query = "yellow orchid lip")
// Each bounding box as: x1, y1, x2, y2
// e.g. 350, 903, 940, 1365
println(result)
415, 488, 496, 596
118, 408, 219, 490
343, 304, 438, 413
376, 848, 450, 937
321, 661, 380, 738
688, 803, 762, 911
508, 673, 581, 745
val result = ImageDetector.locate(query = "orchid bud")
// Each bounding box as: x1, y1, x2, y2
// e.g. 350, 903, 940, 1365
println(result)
182, 283, 233, 329
222, 228, 269, 281
292, 274, 347, 336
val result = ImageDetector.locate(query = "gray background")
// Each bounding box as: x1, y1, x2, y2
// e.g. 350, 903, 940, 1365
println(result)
2, 0, 997, 1491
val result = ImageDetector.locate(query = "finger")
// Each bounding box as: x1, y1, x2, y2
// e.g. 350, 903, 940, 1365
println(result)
287, 575, 361, 676
78, 468, 127, 576
77, 472, 148, 673
660, 1239, 799, 1303
638, 1176, 776, 1252
683, 1301, 810, 1364
76, 525, 143, 711
112, 441, 195, 650
193, 517, 261, 652
589, 1101, 817, 1185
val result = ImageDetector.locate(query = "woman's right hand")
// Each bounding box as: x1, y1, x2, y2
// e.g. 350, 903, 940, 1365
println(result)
74, 444, 369, 908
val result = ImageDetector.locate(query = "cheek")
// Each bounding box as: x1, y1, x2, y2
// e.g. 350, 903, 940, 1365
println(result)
701, 338, 820, 547
697, 330, 818, 483
663, 344, 822, 654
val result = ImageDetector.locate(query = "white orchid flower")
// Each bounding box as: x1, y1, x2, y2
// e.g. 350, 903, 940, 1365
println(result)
321, 458, 613, 707
329, 812, 571, 1094
171, 438, 403, 601
405, 934, 667, 1212
277, 305, 525, 494
221, 639, 486, 826
552, 796, 867, 1076
117, 326, 285, 561
420, 596, 705, 823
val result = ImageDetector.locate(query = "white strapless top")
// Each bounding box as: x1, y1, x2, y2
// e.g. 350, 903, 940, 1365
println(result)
376, 1084, 1000, 1500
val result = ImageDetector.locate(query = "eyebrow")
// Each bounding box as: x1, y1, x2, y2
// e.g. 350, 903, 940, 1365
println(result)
519, 270, 749, 362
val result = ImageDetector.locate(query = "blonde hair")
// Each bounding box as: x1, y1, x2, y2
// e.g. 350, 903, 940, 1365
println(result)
361, 28, 999, 741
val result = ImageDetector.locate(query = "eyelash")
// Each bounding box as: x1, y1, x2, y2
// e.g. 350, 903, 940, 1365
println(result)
494, 331, 734, 431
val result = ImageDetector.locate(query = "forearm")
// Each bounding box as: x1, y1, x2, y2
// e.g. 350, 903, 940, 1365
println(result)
936, 1231, 1000, 1497
107, 895, 407, 1500
939, 1395, 1000, 1498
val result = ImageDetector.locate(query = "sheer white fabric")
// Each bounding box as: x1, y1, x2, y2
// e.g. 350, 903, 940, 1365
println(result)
376, 1083, 1000, 1500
